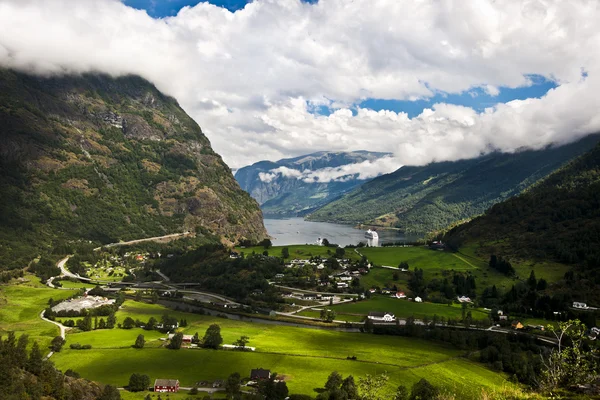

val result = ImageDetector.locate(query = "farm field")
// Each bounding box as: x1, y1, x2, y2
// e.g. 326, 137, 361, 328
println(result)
327, 296, 490, 321
0, 280, 73, 350
454, 244, 569, 284
55, 279, 97, 289
52, 347, 511, 398
50, 300, 513, 398
235, 244, 360, 261
359, 246, 523, 295
296, 310, 366, 323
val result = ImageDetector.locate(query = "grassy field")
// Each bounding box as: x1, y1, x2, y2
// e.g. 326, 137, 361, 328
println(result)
120, 391, 228, 400
235, 245, 360, 261
0, 279, 73, 349
51, 300, 513, 398
326, 296, 490, 321
55, 280, 97, 289
458, 244, 569, 283
359, 246, 524, 295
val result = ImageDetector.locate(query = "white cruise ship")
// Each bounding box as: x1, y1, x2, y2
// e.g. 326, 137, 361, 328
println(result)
364, 229, 379, 239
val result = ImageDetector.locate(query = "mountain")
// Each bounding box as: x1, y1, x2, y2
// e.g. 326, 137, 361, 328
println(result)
0, 68, 266, 269
444, 141, 600, 267
235, 150, 391, 216
307, 135, 600, 235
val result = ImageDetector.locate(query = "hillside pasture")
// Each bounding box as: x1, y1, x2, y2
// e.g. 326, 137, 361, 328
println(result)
0, 282, 73, 349
328, 296, 490, 321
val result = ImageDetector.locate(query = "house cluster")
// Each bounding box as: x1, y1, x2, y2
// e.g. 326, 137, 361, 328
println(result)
279, 257, 368, 291
283, 292, 334, 302
155, 368, 273, 393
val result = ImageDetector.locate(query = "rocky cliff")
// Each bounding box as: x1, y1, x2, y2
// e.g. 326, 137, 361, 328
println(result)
0, 68, 266, 269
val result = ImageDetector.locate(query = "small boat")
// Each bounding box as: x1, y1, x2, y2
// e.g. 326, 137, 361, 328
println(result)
365, 229, 379, 240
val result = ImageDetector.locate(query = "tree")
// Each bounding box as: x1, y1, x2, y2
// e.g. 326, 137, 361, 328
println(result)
133, 334, 145, 349
233, 335, 250, 349
27, 341, 43, 375
527, 270, 537, 289
358, 373, 388, 400
50, 336, 65, 352
107, 312, 117, 329
123, 317, 135, 329
168, 332, 183, 349
151, 291, 159, 304
398, 261, 409, 270
540, 319, 596, 392
99, 385, 122, 400
281, 247, 290, 259
409, 378, 439, 400
341, 375, 358, 399
128, 373, 150, 392
260, 238, 273, 249
202, 324, 223, 349
225, 372, 241, 398
320, 309, 336, 322
325, 371, 343, 392
258, 374, 288, 400
394, 385, 409, 400
145, 317, 157, 330
322, 238, 330, 247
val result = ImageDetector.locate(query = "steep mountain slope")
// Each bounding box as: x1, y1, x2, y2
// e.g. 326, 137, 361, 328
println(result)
0, 68, 266, 270
235, 150, 391, 216
445, 142, 600, 267
307, 135, 600, 234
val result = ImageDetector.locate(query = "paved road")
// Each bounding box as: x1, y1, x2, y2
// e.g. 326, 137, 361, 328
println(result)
97, 232, 193, 250
39, 310, 69, 360
271, 284, 359, 297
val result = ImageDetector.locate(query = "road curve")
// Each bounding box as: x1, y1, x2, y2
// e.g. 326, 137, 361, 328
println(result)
39, 310, 68, 360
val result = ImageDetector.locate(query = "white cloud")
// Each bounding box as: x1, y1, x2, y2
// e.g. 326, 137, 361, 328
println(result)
259, 156, 401, 183
0, 0, 599, 168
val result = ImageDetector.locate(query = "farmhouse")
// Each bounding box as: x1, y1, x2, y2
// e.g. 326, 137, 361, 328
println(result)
395, 292, 406, 299
414, 296, 422, 303
168, 334, 194, 343
336, 282, 348, 288
154, 378, 179, 392
457, 296, 471, 303
573, 302, 588, 309
250, 368, 271, 380
511, 321, 524, 330
368, 311, 396, 322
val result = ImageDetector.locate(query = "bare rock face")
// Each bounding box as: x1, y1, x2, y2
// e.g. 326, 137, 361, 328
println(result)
0, 68, 267, 268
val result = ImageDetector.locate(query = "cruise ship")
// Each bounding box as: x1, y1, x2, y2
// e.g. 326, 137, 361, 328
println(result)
364, 229, 379, 240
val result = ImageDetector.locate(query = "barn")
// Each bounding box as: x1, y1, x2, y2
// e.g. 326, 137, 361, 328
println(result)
154, 378, 180, 392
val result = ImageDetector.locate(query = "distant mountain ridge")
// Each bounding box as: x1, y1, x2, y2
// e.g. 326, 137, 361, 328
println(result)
307, 135, 600, 235
0, 68, 266, 269
235, 150, 392, 216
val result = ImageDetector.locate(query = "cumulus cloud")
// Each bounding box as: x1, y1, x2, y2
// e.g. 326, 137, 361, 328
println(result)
0, 0, 599, 168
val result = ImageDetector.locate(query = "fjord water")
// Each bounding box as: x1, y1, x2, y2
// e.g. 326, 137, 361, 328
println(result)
264, 217, 411, 246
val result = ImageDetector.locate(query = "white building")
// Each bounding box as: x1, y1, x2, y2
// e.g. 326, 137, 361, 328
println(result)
414, 296, 423, 303
368, 312, 396, 322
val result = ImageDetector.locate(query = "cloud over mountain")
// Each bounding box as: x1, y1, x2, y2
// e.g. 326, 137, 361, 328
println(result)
1, 0, 599, 168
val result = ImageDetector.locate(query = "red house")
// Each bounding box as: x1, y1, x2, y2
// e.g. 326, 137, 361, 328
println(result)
154, 378, 179, 392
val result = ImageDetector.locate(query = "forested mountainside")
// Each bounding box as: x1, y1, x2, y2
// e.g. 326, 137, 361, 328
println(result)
445, 141, 600, 267
235, 151, 391, 216
307, 135, 600, 235
0, 68, 266, 270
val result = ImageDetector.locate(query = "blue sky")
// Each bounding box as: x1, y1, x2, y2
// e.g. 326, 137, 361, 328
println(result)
124, 0, 316, 17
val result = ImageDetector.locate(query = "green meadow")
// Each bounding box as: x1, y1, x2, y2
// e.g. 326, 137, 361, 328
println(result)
50, 300, 514, 398
359, 246, 524, 295
235, 244, 360, 261
0, 280, 73, 349
323, 295, 490, 321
